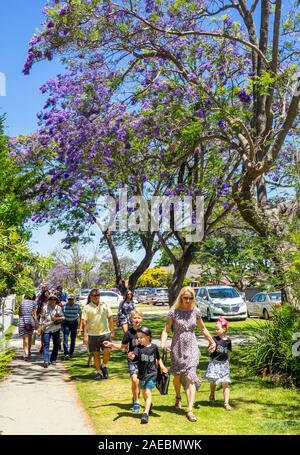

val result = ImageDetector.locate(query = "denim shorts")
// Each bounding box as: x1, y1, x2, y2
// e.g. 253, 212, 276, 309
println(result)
128, 361, 139, 376
140, 379, 156, 390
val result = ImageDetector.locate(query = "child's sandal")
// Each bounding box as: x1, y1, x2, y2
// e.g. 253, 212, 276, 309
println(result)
175, 395, 182, 409
186, 410, 197, 422
224, 402, 232, 410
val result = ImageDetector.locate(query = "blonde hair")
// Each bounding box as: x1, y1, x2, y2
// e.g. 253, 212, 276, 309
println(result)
172, 286, 196, 310
130, 309, 144, 320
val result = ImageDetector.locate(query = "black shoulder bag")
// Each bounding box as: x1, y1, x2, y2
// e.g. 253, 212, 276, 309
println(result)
156, 349, 170, 395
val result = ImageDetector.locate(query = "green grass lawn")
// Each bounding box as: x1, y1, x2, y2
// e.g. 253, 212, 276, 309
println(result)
67, 318, 300, 435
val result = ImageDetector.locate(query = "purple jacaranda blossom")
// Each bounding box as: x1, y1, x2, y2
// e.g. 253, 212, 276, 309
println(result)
187, 73, 197, 81
218, 120, 228, 130
105, 157, 113, 166
224, 17, 233, 26
59, 6, 68, 16
195, 47, 203, 56
117, 128, 127, 141
195, 109, 206, 118
47, 21, 55, 29
145, 0, 155, 14
142, 100, 152, 110
238, 89, 251, 104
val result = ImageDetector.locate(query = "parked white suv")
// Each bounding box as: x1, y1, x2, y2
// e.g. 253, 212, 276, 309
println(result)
196, 286, 247, 320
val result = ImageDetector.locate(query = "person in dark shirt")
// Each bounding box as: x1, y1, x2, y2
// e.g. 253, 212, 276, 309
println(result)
128, 326, 168, 424
117, 290, 136, 333
103, 309, 144, 413
203, 317, 232, 410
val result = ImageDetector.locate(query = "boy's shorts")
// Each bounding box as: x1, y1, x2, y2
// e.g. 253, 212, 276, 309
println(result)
140, 379, 156, 390
128, 361, 139, 376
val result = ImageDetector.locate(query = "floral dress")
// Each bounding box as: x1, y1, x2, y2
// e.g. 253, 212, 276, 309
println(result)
168, 307, 202, 390
118, 300, 136, 326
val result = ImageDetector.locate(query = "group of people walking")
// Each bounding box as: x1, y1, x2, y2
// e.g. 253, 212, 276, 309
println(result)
18, 285, 232, 424
18, 286, 81, 367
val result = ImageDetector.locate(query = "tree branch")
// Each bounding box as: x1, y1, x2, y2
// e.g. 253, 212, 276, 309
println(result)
120, 8, 271, 68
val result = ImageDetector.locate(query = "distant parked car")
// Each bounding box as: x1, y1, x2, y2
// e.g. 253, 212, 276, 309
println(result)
78, 289, 90, 305
110, 288, 121, 295
99, 290, 123, 308
149, 288, 169, 306
135, 288, 152, 304
246, 291, 282, 320
196, 286, 247, 321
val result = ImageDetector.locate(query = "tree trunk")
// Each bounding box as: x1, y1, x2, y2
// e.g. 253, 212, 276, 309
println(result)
103, 230, 122, 286
168, 245, 195, 306
256, 175, 268, 205
128, 247, 155, 291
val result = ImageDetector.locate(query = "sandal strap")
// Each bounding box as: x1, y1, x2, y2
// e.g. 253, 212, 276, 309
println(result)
186, 410, 197, 421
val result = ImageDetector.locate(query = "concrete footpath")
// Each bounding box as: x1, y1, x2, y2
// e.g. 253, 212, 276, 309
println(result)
0, 330, 94, 435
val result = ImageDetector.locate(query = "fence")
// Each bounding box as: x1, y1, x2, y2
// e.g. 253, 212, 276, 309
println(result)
0, 295, 16, 340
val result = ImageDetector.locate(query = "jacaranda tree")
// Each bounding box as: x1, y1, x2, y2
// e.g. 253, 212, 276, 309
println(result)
17, 0, 300, 304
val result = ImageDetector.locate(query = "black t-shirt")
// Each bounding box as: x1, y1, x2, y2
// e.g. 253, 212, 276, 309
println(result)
122, 327, 140, 352
133, 343, 161, 381
211, 336, 232, 361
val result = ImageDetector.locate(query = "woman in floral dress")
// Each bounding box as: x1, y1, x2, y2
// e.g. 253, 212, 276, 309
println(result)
161, 286, 216, 422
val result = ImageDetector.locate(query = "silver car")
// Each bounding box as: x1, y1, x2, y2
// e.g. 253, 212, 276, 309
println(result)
135, 289, 152, 304
196, 286, 247, 321
246, 291, 282, 320
150, 288, 169, 306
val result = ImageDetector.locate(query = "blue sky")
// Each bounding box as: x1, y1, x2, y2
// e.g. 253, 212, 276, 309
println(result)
0, 0, 71, 257
0, 0, 148, 263
0, 0, 64, 136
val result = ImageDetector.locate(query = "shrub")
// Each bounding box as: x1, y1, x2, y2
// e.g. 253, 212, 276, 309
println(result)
241, 305, 300, 386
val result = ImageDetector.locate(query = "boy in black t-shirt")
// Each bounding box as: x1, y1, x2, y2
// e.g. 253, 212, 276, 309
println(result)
128, 326, 168, 424
103, 309, 143, 413
203, 317, 232, 410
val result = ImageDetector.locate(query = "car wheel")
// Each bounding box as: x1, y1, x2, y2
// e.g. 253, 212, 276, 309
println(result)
247, 310, 251, 318
207, 309, 212, 321
263, 309, 269, 320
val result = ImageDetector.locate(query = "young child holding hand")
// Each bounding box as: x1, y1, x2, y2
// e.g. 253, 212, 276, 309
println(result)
203, 316, 232, 410
128, 326, 168, 424
103, 309, 143, 413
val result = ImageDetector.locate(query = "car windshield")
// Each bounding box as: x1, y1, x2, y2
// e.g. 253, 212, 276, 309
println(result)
156, 289, 168, 293
81, 290, 90, 296
268, 292, 281, 300
208, 288, 240, 299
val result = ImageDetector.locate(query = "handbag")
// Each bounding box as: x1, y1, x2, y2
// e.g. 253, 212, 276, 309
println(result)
24, 322, 34, 331
156, 349, 170, 395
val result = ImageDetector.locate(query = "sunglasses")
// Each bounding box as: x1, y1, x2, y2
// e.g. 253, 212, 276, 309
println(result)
183, 296, 194, 301
91, 293, 100, 297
